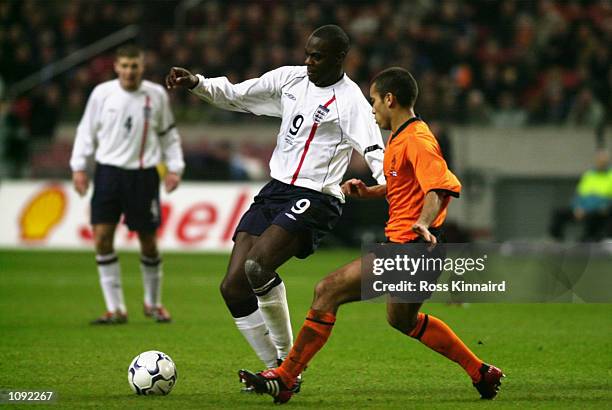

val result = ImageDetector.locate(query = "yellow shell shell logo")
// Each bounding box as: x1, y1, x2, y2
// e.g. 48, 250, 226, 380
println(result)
20, 185, 67, 241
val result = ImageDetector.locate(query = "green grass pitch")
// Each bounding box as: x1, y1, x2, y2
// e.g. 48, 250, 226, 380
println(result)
0, 249, 610, 409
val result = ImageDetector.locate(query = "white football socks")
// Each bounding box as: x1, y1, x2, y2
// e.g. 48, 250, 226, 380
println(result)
96, 253, 126, 314
140, 255, 162, 308
234, 310, 278, 368
256, 281, 293, 360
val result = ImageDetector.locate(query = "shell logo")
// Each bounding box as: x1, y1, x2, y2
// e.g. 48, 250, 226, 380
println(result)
19, 185, 67, 241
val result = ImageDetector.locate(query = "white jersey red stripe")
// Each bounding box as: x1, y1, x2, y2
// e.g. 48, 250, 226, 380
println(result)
190, 66, 385, 201
139, 95, 151, 168
70, 79, 184, 174
291, 95, 336, 185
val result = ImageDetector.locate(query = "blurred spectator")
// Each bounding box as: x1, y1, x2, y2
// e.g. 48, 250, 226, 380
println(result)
0, 99, 30, 178
549, 150, 612, 241
29, 84, 60, 140
566, 87, 605, 128
183, 149, 230, 180
491, 92, 527, 128
182, 141, 257, 181
429, 120, 454, 171
464, 89, 493, 125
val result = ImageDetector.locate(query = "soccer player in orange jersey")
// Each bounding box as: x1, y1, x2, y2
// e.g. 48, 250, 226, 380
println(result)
239, 67, 504, 404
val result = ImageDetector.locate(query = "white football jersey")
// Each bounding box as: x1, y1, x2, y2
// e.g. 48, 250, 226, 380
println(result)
190, 66, 385, 201
70, 79, 185, 173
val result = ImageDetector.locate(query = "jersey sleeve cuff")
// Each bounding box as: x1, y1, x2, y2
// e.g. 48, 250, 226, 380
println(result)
166, 164, 185, 175
189, 74, 205, 91
429, 188, 460, 198
70, 160, 87, 172
375, 173, 387, 185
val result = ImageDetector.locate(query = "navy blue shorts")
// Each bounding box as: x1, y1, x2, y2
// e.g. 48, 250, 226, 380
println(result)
379, 228, 445, 302
234, 179, 342, 259
91, 163, 161, 232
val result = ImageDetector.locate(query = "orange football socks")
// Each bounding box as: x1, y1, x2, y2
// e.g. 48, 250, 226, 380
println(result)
409, 312, 483, 382
276, 309, 336, 385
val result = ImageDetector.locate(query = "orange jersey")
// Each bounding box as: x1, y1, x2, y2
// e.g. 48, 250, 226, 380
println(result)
384, 118, 461, 243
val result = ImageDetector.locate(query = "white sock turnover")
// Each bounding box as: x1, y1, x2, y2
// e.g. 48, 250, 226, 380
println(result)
234, 309, 278, 369
255, 280, 293, 360
140, 255, 162, 308
96, 253, 126, 314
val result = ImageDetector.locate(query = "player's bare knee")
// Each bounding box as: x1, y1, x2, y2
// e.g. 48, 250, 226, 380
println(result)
244, 257, 274, 289
387, 311, 418, 333
94, 235, 114, 254
219, 277, 231, 299
243, 258, 262, 280
219, 278, 237, 302
313, 278, 332, 301
312, 277, 338, 310
140, 243, 158, 259
137, 232, 158, 257
219, 276, 249, 303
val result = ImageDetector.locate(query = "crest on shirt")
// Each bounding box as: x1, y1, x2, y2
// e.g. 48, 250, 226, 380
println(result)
313, 104, 330, 124
390, 155, 398, 177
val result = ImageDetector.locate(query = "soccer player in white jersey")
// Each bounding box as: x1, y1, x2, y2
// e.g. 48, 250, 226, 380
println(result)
166, 25, 385, 375
70, 45, 185, 324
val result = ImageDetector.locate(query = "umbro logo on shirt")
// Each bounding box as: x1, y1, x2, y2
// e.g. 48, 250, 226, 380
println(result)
284, 92, 296, 100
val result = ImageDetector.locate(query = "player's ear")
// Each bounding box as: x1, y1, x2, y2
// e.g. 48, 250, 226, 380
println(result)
384, 93, 394, 108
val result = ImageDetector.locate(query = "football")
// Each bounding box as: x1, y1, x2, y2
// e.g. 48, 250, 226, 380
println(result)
128, 350, 177, 395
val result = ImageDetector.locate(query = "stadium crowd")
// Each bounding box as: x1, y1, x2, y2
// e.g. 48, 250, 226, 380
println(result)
2, 0, 610, 124
1, 0, 610, 179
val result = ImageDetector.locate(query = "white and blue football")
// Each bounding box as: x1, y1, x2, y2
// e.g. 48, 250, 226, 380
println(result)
128, 350, 177, 395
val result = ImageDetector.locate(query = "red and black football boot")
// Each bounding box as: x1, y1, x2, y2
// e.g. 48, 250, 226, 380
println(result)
473, 363, 505, 399
144, 304, 172, 323
90, 310, 127, 325
238, 368, 297, 404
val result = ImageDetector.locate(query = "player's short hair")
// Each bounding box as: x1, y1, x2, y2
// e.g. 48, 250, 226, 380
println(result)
372, 67, 418, 108
312, 25, 350, 55
116, 44, 143, 59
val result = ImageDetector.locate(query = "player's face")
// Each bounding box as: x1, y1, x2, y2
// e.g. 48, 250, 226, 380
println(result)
304, 36, 342, 87
369, 83, 391, 130
114, 55, 144, 91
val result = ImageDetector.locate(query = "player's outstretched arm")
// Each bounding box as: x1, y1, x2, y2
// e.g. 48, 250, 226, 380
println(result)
341, 178, 386, 199
166, 67, 198, 90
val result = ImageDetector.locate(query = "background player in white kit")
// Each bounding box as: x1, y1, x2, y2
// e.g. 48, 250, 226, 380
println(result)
70, 45, 185, 324
166, 25, 385, 375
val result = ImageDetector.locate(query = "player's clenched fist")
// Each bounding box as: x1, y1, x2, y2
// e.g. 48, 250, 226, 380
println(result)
342, 178, 367, 197
166, 67, 198, 90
